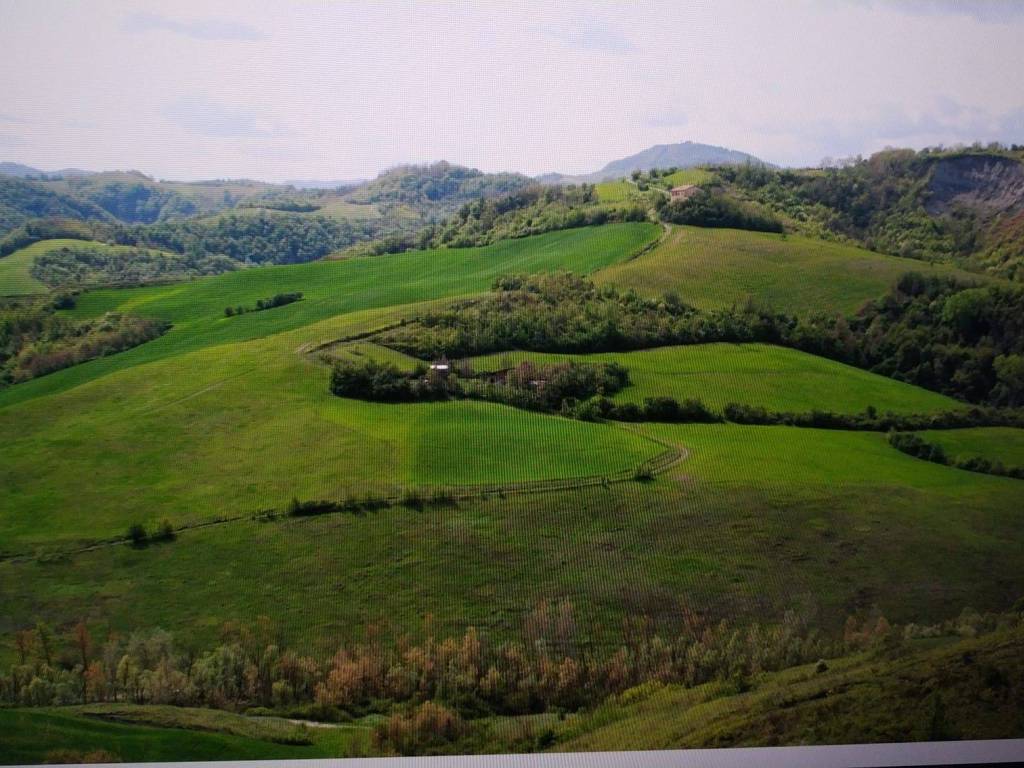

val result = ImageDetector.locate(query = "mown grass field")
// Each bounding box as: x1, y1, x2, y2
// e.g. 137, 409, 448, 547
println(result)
470, 344, 961, 415
919, 427, 1024, 467
596, 225, 985, 314
0, 223, 657, 409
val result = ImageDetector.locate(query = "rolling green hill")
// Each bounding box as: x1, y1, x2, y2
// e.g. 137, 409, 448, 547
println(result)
469, 344, 962, 415
597, 225, 984, 314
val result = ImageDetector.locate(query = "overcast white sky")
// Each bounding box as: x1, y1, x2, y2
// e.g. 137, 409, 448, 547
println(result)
1, 0, 1022, 181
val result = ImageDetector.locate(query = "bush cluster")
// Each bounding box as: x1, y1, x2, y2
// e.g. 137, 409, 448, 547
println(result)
225, 292, 303, 317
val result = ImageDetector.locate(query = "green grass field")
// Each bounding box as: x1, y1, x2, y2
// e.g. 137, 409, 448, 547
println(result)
918, 427, 1024, 467
0, 304, 659, 550
469, 344, 961, 414
3, 420, 1021, 665
596, 225, 985, 314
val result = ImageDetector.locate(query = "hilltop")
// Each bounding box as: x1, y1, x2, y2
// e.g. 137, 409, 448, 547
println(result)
539, 140, 769, 184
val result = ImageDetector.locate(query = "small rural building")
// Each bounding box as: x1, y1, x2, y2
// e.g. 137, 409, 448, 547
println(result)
429, 357, 450, 377
669, 184, 700, 202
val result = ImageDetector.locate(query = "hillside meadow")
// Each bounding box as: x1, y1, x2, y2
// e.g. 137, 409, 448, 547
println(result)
469, 343, 962, 415
2, 417, 1021, 666
596, 225, 987, 314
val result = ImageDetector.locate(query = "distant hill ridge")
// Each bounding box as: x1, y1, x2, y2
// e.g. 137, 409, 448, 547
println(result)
539, 141, 771, 184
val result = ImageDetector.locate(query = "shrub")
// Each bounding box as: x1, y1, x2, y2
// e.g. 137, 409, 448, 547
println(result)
127, 523, 148, 547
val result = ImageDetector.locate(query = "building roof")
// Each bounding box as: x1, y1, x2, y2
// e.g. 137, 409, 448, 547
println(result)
670, 184, 697, 192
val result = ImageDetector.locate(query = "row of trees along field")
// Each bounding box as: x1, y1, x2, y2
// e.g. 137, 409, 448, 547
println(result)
3, 602, 1020, 754
374, 272, 1024, 407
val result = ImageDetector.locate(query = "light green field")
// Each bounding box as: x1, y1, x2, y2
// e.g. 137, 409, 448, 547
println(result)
636, 422, 1020, 490
0, 223, 658, 409
919, 427, 1024, 467
594, 180, 636, 203
469, 344, 961, 415
661, 168, 713, 187
0, 224, 660, 550
597, 225, 984, 314
0, 244, 48, 295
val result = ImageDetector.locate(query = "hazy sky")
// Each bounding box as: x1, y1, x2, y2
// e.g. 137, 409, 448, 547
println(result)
1, 0, 1022, 181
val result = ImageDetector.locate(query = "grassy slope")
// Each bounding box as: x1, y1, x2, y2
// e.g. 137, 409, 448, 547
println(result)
597, 225, 984, 314
594, 180, 635, 203
553, 626, 1024, 751
919, 427, 1024, 467
0, 223, 657, 409
0, 706, 368, 763
0, 304, 657, 550
470, 344, 961, 415
3, 423, 1021, 663
661, 168, 714, 187
0, 224, 661, 549
0, 244, 47, 295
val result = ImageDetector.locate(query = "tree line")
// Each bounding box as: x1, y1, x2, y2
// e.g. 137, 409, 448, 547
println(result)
225, 292, 303, 317
374, 272, 1024, 408
2, 601, 1019, 755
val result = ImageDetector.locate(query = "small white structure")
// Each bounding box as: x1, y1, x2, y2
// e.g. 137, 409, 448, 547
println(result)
429, 356, 451, 377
